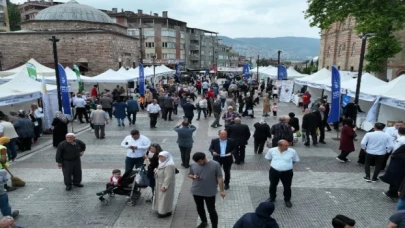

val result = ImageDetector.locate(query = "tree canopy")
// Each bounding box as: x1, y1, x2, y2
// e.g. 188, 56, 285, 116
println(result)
305, 0, 405, 75
6, 0, 21, 31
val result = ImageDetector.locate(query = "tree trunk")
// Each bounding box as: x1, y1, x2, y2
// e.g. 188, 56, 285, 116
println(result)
374, 60, 388, 81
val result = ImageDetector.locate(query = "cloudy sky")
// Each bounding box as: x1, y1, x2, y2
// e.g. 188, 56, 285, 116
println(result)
11, 0, 320, 38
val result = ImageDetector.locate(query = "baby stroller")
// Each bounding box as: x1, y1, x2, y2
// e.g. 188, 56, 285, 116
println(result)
96, 165, 149, 206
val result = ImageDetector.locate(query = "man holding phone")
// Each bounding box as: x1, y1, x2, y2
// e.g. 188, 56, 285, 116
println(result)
121, 130, 151, 172
189, 152, 225, 228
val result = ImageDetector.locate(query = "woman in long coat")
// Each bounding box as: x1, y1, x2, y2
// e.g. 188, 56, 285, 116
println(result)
153, 151, 176, 218
51, 111, 69, 147
337, 118, 355, 162
380, 144, 405, 200
112, 99, 127, 127
145, 143, 162, 203
262, 96, 271, 116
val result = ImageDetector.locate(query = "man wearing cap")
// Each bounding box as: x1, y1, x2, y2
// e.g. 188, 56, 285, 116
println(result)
56, 133, 86, 191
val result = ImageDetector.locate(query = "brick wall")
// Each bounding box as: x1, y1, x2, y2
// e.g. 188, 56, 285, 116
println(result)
0, 31, 139, 76
21, 20, 128, 35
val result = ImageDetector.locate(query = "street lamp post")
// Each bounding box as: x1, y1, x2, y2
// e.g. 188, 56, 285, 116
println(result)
353, 33, 375, 124
152, 54, 156, 86
0, 52, 3, 71
277, 50, 282, 65
49, 36, 62, 111
257, 54, 259, 81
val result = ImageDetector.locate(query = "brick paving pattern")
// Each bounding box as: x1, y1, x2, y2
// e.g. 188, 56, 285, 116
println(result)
6, 99, 395, 228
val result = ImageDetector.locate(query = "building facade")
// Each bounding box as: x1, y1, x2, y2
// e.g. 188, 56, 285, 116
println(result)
0, 0, 9, 32
18, 0, 63, 23
0, 1, 139, 76
319, 15, 405, 80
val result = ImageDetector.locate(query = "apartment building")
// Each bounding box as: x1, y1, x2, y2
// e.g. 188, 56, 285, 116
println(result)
186, 27, 218, 70
18, 0, 63, 23
217, 44, 239, 68
0, 0, 9, 32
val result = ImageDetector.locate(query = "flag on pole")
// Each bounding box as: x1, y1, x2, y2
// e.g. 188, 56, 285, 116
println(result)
26, 63, 37, 80
277, 65, 287, 80
243, 64, 250, 79
366, 96, 381, 124
58, 64, 72, 116
41, 75, 52, 129
175, 63, 181, 82
327, 66, 341, 123
139, 62, 145, 95
73, 64, 84, 93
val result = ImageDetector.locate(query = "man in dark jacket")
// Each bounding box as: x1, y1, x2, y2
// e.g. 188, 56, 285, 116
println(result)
157, 92, 167, 121
302, 109, 318, 147
209, 130, 237, 190
56, 133, 86, 191
313, 106, 327, 144
270, 117, 293, 147
174, 121, 196, 168
164, 94, 174, 121
321, 100, 332, 131
126, 97, 139, 125
233, 201, 279, 228
211, 99, 222, 128
253, 120, 271, 154
182, 99, 196, 124
227, 118, 251, 164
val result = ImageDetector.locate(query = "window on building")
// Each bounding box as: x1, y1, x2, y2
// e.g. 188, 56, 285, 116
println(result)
127, 29, 140, 37
201, 61, 205, 65
181, 33, 185, 39
162, 53, 176, 59
145, 42, 155, 48
181, 54, 185, 60
161, 30, 176, 37
209, 51, 213, 56
218, 55, 224, 60
180, 44, 185, 50
201, 51, 205, 55
351, 42, 356, 56
327, 46, 331, 58
144, 30, 155, 37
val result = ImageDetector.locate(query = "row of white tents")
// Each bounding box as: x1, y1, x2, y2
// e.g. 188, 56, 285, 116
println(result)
294, 68, 405, 128
250, 66, 309, 79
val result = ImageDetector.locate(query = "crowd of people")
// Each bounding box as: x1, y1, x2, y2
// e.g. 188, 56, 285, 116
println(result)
0, 73, 404, 228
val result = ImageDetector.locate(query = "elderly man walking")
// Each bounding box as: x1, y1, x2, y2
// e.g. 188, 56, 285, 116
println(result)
56, 133, 86, 191
174, 121, 196, 168
265, 140, 299, 208
147, 99, 161, 128
90, 105, 109, 139
226, 118, 251, 164
211, 99, 222, 128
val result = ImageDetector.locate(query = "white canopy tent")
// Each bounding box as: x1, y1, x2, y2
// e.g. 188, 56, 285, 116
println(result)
81, 70, 135, 83
287, 67, 307, 79
0, 70, 57, 106
0, 58, 56, 77
342, 73, 387, 101
294, 68, 331, 85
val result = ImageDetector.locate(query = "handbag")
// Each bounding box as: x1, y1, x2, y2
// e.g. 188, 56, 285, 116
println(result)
135, 166, 149, 188
247, 109, 253, 115
295, 130, 302, 138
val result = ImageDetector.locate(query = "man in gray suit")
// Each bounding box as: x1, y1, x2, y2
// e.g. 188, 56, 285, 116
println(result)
174, 121, 196, 168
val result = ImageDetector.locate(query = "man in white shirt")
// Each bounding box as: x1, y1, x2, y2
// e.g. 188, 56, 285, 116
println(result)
202, 81, 209, 95
146, 99, 161, 128
196, 95, 208, 120
385, 121, 404, 140
121, 129, 151, 172
265, 139, 300, 208
361, 122, 393, 182
0, 117, 18, 162
73, 94, 89, 123
394, 127, 405, 151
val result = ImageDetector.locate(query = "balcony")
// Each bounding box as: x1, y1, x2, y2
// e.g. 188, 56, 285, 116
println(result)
189, 33, 200, 41
187, 63, 200, 69
190, 44, 200, 50
189, 55, 200, 61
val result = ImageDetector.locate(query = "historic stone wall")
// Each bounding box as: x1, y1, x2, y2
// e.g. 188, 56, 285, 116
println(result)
21, 20, 128, 35
0, 31, 139, 76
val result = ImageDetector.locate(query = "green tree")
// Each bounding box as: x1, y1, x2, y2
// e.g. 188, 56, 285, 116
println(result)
6, 0, 21, 31
305, 0, 405, 79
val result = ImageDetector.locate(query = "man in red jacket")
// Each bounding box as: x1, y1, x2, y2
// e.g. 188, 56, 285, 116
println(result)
302, 91, 311, 112
91, 85, 98, 98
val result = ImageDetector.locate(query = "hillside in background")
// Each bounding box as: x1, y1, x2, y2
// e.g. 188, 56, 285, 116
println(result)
218, 36, 320, 61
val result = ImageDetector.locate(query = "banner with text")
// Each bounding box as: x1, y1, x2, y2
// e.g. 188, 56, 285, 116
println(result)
58, 64, 72, 116
139, 62, 145, 95
279, 80, 294, 103
327, 66, 341, 123
277, 65, 287, 80
243, 64, 250, 79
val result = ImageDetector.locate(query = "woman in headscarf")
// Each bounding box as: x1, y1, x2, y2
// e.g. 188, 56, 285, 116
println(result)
145, 143, 163, 203
52, 111, 69, 147
233, 201, 279, 228
153, 151, 176, 218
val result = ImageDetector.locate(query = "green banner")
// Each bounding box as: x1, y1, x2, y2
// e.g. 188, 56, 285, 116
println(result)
26, 63, 37, 80
73, 64, 84, 93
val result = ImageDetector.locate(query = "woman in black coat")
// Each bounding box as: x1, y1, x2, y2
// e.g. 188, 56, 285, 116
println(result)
253, 120, 271, 154
380, 144, 405, 200
52, 111, 69, 148
288, 112, 300, 133
145, 143, 162, 203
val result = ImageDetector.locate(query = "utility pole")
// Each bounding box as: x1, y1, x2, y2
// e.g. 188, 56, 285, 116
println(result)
257, 54, 259, 81
139, 27, 144, 64
49, 36, 62, 111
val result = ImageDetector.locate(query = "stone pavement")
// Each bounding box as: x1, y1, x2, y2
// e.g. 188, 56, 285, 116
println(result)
6, 99, 397, 228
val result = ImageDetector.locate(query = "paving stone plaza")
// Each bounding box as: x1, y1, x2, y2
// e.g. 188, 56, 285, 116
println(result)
8, 101, 395, 228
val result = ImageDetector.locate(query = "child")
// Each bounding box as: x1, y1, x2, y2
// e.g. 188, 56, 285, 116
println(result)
96, 169, 122, 196
272, 103, 278, 117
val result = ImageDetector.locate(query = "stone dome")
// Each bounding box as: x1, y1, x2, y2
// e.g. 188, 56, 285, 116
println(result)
35, 0, 113, 24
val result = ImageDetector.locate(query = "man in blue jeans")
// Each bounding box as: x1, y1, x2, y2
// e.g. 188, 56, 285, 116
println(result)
0, 169, 19, 218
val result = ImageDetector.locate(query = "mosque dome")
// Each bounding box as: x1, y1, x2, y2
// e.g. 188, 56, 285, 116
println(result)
35, 0, 114, 24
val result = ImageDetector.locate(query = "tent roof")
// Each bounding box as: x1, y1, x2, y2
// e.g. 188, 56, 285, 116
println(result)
81, 69, 135, 83
294, 68, 331, 84
374, 75, 405, 100
118, 67, 139, 78
287, 66, 307, 78
0, 58, 56, 77
341, 73, 387, 92
308, 71, 354, 90
0, 70, 57, 105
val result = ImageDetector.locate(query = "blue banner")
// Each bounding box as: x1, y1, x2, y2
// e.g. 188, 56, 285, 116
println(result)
342, 94, 351, 107
58, 64, 72, 115
277, 65, 287, 80
243, 64, 250, 78
327, 66, 341, 123
139, 62, 145, 95
175, 63, 181, 82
